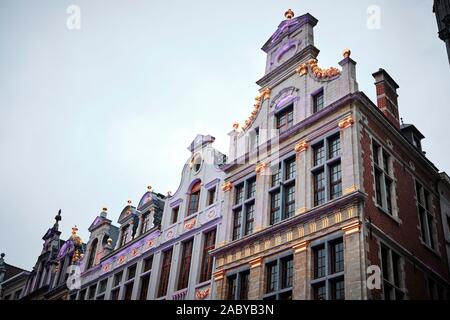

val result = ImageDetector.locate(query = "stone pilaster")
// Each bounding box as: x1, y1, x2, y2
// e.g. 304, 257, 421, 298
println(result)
213, 270, 225, 299
248, 257, 264, 299
255, 163, 270, 230
342, 221, 364, 300
339, 116, 358, 196
292, 241, 309, 299
295, 141, 308, 215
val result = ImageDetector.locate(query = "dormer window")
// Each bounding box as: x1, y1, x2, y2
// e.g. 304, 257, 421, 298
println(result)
120, 225, 129, 247
276, 105, 294, 133
313, 90, 324, 113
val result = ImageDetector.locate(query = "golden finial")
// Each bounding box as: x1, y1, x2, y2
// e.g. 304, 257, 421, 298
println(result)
285, 9, 294, 20
127, 199, 132, 206
107, 238, 113, 246
343, 48, 351, 58
102, 207, 108, 212
71, 225, 78, 235
147, 185, 153, 192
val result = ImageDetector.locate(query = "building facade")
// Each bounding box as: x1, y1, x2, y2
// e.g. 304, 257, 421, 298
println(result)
211, 9, 450, 300
2, 9, 450, 301
75, 134, 227, 300
0, 253, 30, 300
433, 0, 450, 65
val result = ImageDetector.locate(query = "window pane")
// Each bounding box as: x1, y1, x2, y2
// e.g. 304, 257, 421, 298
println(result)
158, 249, 173, 297
313, 245, 326, 279
232, 209, 242, 240
227, 275, 237, 300
372, 142, 380, 165
177, 239, 194, 290
385, 177, 392, 214
281, 256, 293, 289
331, 279, 345, 300
271, 165, 281, 187
200, 229, 216, 283
313, 143, 325, 166
171, 207, 179, 224
244, 204, 255, 235
143, 256, 153, 273
330, 163, 342, 199
285, 159, 296, 180
314, 171, 326, 206
328, 136, 341, 159
270, 192, 281, 225
239, 271, 250, 300
284, 185, 295, 219
313, 283, 326, 300
247, 179, 256, 199
313, 92, 324, 113
188, 190, 200, 215
139, 274, 150, 300
235, 185, 244, 204
375, 169, 383, 206
127, 265, 137, 280
330, 240, 344, 274
266, 262, 278, 293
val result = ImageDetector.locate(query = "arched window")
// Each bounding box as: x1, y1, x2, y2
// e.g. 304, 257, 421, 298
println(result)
86, 238, 98, 270
187, 181, 201, 216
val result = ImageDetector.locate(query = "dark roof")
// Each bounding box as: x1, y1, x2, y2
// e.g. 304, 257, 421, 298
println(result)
3, 263, 27, 281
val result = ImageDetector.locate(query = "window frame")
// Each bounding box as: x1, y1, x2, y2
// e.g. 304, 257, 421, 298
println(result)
311, 134, 342, 207
312, 89, 325, 113
262, 253, 294, 300
199, 228, 217, 283
310, 236, 345, 300
415, 180, 437, 250
380, 243, 405, 300
269, 156, 296, 225
275, 104, 294, 134
226, 269, 250, 300
231, 176, 257, 240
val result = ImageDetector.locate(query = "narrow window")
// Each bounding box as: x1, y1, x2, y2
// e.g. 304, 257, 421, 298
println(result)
177, 239, 194, 290
313, 90, 324, 113
200, 229, 216, 283
158, 249, 173, 297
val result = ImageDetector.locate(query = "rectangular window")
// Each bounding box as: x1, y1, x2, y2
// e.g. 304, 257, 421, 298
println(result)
264, 255, 293, 300
244, 203, 255, 235
276, 105, 294, 133
313, 143, 325, 166
227, 270, 250, 300
328, 135, 341, 159
270, 191, 281, 225
178, 239, 194, 290
285, 159, 296, 180
113, 271, 123, 287
158, 249, 173, 298
313, 91, 324, 113
123, 282, 134, 300
232, 177, 257, 240
329, 163, 342, 200
171, 206, 179, 224
271, 164, 281, 187
88, 284, 97, 300
110, 288, 120, 300
232, 209, 242, 240
313, 170, 326, 206
127, 264, 136, 281
98, 279, 107, 294
284, 185, 295, 219
312, 135, 342, 207
143, 255, 153, 273
247, 179, 256, 199
207, 187, 216, 206
235, 185, 244, 205
187, 190, 200, 215
270, 158, 296, 225
266, 262, 278, 294
415, 181, 436, 249
372, 140, 395, 215
380, 244, 404, 300
139, 274, 150, 300
200, 229, 216, 283
311, 238, 345, 300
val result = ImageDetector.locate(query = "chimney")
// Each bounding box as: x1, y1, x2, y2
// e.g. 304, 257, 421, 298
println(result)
372, 68, 400, 129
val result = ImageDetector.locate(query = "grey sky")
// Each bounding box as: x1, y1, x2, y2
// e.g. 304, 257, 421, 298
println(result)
0, 0, 448, 269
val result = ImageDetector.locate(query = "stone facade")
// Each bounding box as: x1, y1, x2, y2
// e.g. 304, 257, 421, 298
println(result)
2, 9, 450, 301
211, 10, 450, 300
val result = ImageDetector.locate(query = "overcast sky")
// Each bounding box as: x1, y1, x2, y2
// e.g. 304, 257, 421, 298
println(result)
1, 0, 448, 269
